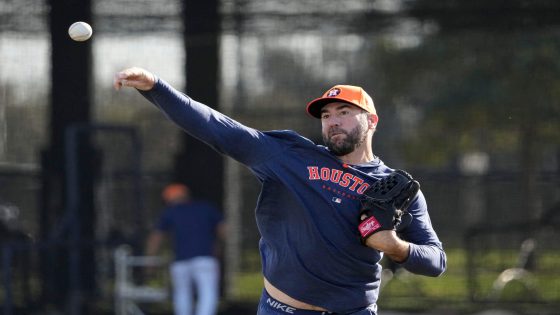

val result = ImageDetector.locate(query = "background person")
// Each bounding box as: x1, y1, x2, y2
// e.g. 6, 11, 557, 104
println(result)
146, 183, 226, 315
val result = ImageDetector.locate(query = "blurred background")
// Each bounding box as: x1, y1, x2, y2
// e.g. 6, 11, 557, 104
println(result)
1, 0, 559, 314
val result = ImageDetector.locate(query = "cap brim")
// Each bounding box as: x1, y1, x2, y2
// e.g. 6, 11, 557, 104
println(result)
306, 97, 358, 118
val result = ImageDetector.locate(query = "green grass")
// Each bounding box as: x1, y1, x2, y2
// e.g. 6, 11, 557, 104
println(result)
230, 248, 469, 301
231, 271, 264, 301
3, 247, 557, 314
230, 247, 560, 312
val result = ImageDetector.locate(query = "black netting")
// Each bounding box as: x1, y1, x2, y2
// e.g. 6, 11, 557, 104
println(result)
1, 0, 560, 313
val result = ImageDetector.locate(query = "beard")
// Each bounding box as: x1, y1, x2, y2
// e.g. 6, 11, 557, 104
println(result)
323, 124, 368, 156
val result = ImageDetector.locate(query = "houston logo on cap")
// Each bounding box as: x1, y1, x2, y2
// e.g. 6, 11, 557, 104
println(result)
327, 88, 341, 97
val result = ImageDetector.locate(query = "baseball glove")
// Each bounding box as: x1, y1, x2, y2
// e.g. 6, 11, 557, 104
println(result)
358, 170, 420, 244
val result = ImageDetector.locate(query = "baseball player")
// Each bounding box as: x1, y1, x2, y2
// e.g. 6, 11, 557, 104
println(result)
113, 67, 446, 315
146, 183, 225, 315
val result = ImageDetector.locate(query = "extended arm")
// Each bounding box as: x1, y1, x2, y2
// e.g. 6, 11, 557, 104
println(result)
113, 67, 284, 166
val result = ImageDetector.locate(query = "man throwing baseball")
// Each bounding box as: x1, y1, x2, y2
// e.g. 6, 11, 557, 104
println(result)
114, 67, 446, 315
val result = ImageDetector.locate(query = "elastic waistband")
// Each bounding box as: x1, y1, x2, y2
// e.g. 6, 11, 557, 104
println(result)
260, 289, 335, 315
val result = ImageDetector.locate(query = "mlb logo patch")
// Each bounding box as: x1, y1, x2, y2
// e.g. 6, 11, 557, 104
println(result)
332, 197, 342, 204
327, 88, 341, 97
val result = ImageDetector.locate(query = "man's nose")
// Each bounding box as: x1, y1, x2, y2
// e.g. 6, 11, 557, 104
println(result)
326, 116, 341, 127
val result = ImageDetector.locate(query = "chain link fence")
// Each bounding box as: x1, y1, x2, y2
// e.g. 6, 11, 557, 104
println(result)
1, 0, 560, 314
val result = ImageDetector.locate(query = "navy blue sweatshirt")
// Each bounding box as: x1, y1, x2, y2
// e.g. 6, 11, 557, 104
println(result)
140, 78, 446, 313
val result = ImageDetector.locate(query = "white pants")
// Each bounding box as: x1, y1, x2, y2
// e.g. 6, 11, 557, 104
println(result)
170, 256, 220, 315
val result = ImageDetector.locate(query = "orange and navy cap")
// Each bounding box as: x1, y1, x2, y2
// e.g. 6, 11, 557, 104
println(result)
306, 85, 376, 119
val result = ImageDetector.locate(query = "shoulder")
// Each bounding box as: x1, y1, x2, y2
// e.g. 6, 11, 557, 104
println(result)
255, 130, 332, 161
263, 130, 317, 146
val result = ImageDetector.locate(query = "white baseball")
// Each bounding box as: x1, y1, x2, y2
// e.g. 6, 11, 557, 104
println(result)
68, 22, 93, 42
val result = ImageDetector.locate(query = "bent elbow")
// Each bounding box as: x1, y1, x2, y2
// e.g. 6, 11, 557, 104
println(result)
429, 250, 447, 277
402, 244, 447, 277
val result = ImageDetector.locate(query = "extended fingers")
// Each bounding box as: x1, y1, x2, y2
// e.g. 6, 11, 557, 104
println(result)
113, 71, 130, 90
113, 67, 142, 90
113, 67, 155, 91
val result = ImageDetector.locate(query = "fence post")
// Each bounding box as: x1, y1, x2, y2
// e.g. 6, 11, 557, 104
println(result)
2, 244, 13, 315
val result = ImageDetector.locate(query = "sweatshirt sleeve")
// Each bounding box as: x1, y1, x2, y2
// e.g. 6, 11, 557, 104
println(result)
400, 243, 447, 276
397, 191, 447, 277
139, 77, 285, 167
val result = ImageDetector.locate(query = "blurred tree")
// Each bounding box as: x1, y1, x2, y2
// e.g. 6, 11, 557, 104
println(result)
376, 33, 560, 167
373, 30, 560, 221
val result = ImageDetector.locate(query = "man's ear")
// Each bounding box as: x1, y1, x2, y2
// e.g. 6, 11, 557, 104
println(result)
368, 114, 379, 130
